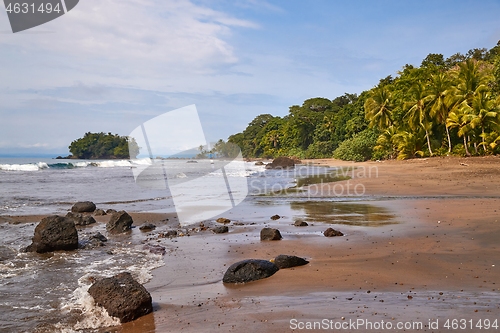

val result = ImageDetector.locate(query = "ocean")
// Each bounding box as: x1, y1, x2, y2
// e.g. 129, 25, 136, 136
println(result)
0, 156, 356, 332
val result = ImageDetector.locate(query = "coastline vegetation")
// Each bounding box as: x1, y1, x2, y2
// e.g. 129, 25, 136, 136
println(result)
68, 132, 139, 159
226, 43, 500, 161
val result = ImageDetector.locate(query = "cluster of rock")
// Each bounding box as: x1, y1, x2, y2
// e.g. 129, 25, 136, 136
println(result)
22, 201, 153, 323
223, 254, 309, 284
265, 156, 299, 170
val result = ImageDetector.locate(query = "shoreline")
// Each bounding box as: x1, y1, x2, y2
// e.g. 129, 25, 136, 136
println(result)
4, 156, 500, 332
119, 156, 500, 332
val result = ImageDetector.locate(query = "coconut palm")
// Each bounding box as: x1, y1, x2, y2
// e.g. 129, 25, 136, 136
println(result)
426, 73, 453, 152
462, 88, 500, 151
447, 105, 474, 156
404, 82, 434, 155
374, 125, 398, 159
364, 85, 393, 129
392, 129, 425, 160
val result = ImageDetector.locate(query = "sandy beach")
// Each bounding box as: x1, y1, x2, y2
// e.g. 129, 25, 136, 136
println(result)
6, 156, 500, 332
111, 155, 500, 333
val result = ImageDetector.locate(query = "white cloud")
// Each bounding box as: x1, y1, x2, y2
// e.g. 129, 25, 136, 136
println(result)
0, 0, 258, 78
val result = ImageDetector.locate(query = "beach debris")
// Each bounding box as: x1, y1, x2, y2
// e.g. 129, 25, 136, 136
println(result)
88, 272, 153, 323
260, 227, 282, 241
216, 217, 231, 224
212, 225, 229, 234
265, 156, 297, 170
460, 162, 469, 166
24, 215, 79, 253
80, 232, 107, 249
142, 244, 166, 255
222, 259, 279, 283
139, 223, 156, 232
71, 201, 96, 213
66, 212, 96, 226
106, 211, 134, 234
94, 208, 107, 216
158, 230, 178, 238
254, 161, 265, 166
294, 219, 308, 227
324, 228, 344, 237
270, 214, 281, 220
271, 254, 309, 269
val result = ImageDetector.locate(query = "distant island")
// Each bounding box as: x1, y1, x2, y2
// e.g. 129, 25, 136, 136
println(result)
57, 132, 139, 159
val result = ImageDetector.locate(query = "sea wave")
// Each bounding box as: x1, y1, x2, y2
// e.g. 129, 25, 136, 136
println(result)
0, 160, 141, 171
0, 162, 48, 171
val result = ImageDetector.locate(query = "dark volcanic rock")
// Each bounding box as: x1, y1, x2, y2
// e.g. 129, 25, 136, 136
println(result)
265, 157, 296, 170
254, 161, 265, 166
143, 244, 166, 255
107, 211, 134, 234
88, 272, 153, 323
294, 219, 308, 227
94, 209, 107, 216
324, 228, 344, 237
273, 254, 309, 269
139, 223, 156, 232
212, 225, 229, 234
80, 232, 108, 249
71, 201, 96, 213
222, 259, 279, 283
216, 217, 231, 224
260, 227, 282, 241
66, 212, 96, 226
25, 216, 78, 253
106, 209, 118, 214
270, 214, 281, 220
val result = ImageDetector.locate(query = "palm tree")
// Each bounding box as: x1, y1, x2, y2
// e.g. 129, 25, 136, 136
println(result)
392, 129, 425, 160
374, 125, 398, 159
447, 59, 494, 109
462, 88, 500, 152
427, 73, 453, 152
405, 82, 433, 155
447, 105, 473, 156
364, 86, 393, 129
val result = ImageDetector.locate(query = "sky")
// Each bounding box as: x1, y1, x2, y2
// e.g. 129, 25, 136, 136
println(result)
0, 0, 499, 155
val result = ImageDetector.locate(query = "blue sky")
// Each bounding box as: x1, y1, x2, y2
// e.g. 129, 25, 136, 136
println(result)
0, 0, 499, 154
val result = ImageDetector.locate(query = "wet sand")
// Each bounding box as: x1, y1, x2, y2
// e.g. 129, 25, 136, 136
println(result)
7, 156, 500, 332
113, 156, 500, 333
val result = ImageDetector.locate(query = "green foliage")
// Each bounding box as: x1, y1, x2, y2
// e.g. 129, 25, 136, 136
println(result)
333, 129, 378, 162
305, 141, 335, 159
226, 44, 500, 161
69, 132, 138, 159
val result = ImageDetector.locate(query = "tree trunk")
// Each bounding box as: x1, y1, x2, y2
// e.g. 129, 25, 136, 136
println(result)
482, 127, 487, 152
446, 125, 452, 153
425, 128, 433, 156
464, 136, 471, 156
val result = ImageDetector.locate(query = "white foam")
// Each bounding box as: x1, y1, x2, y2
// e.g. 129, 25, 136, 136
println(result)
0, 163, 41, 171
96, 160, 133, 168
131, 158, 153, 166
58, 247, 164, 330
60, 278, 121, 330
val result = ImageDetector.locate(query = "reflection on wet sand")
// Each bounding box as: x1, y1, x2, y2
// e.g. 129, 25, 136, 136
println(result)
290, 201, 398, 226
